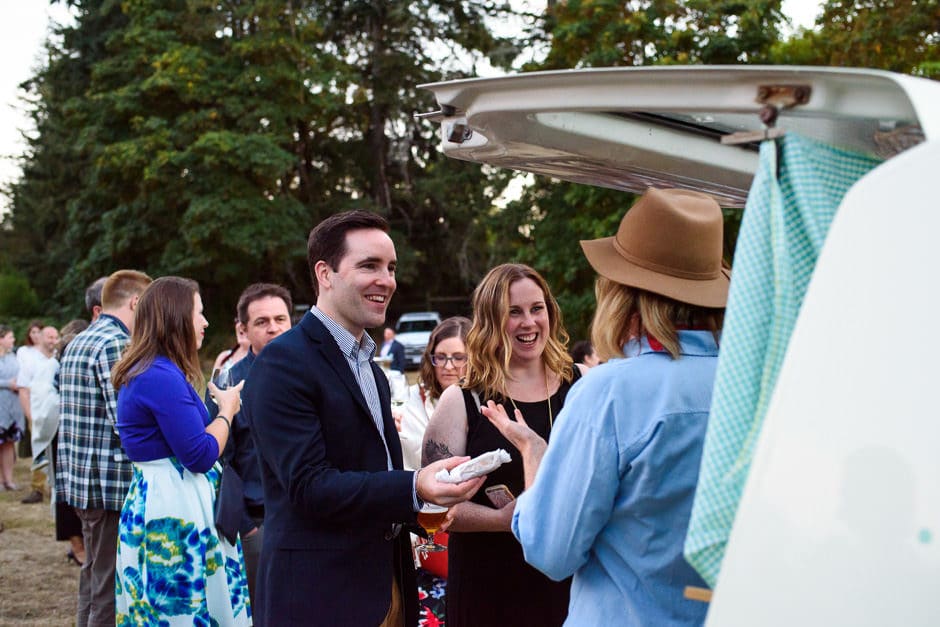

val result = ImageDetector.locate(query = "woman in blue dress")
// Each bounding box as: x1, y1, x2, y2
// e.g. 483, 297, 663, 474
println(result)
0, 324, 25, 490
112, 276, 251, 626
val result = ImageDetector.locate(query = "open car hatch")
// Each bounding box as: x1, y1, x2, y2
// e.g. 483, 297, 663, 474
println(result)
419, 66, 936, 207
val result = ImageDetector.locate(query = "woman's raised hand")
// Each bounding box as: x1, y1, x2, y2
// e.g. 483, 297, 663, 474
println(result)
208, 379, 244, 420
482, 400, 548, 490
481, 400, 546, 456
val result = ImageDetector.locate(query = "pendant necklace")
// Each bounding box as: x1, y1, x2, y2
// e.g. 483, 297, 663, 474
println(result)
508, 369, 554, 429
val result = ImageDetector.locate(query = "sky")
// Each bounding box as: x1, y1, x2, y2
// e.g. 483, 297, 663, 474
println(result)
0, 0, 824, 215
0, 1, 73, 214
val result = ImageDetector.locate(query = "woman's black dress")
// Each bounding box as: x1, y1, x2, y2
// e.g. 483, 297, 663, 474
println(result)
50, 434, 82, 540
446, 369, 580, 627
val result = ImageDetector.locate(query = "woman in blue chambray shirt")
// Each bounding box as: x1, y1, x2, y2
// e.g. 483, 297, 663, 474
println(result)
483, 188, 729, 626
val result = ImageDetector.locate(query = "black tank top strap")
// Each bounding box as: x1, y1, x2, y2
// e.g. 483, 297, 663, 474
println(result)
463, 367, 581, 436
462, 387, 489, 445
570, 364, 583, 385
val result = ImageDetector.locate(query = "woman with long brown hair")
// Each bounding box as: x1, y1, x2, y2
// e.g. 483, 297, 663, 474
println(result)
112, 276, 251, 625
422, 263, 585, 627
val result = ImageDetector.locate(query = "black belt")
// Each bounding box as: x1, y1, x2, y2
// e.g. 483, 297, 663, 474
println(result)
246, 503, 265, 519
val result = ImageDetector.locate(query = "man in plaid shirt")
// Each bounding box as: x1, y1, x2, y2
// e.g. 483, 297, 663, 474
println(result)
56, 270, 151, 627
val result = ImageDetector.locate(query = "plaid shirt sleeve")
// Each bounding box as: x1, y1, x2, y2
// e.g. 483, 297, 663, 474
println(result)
95, 334, 127, 433
56, 317, 133, 511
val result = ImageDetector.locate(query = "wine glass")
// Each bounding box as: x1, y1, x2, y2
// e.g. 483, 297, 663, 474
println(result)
389, 371, 408, 409
416, 503, 448, 554
209, 367, 232, 404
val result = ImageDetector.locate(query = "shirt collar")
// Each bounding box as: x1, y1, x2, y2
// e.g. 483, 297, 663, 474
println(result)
98, 313, 129, 335
623, 329, 719, 358
310, 306, 377, 362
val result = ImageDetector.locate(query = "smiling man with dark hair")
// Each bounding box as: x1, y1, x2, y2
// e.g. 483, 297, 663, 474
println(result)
243, 210, 485, 626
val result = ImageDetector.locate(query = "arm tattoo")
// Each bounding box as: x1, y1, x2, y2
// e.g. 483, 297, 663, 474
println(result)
423, 439, 453, 464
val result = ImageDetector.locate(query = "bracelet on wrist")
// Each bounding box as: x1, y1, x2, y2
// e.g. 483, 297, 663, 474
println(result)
215, 415, 231, 432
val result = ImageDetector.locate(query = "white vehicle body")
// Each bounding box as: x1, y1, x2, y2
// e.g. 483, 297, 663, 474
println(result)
395, 311, 441, 368
420, 66, 940, 626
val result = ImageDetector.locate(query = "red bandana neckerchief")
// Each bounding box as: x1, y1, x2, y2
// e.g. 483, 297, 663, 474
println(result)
645, 325, 709, 353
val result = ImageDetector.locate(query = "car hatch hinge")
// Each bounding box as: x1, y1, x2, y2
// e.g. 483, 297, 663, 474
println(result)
720, 84, 811, 146
414, 104, 473, 144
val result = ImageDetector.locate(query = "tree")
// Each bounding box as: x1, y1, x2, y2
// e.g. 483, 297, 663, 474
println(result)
309, 1, 519, 314
3, 0, 128, 313
0, 273, 41, 317
508, 0, 786, 337
6, 0, 521, 325
537, 0, 785, 70
773, 0, 940, 79
59, 0, 317, 317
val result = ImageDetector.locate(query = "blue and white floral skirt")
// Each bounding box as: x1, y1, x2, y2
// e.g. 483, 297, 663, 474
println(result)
115, 458, 252, 626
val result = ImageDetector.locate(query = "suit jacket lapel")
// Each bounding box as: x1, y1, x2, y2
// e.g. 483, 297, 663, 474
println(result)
301, 312, 374, 421
301, 313, 405, 470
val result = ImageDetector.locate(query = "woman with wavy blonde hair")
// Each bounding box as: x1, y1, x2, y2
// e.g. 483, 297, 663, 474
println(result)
422, 263, 584, 627
484, 188, 728, 626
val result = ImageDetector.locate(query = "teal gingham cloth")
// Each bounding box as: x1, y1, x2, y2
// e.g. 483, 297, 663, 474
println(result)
683, 133, 882, 587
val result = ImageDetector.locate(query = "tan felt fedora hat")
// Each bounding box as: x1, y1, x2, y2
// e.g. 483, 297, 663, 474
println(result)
580, 188, 729, 308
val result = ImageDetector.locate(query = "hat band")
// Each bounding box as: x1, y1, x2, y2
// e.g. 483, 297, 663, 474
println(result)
612, 237, 721, 281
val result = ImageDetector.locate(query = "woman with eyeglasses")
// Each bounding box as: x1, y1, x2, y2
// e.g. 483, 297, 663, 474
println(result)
422, 263, 585, 627
395, 316, 471, 471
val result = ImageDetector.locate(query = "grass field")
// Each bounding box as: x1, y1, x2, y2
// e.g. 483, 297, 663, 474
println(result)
0, 456, 80, 626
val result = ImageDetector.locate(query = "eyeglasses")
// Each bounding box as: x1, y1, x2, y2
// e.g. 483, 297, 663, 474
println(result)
430, 353, 468, 367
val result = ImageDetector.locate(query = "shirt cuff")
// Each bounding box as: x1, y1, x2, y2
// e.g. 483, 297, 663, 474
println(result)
412, 470, 424, 512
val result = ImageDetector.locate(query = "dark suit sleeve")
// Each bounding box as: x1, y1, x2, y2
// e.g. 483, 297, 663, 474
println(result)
391, 341, 406, 372
244, 339, 417, 527
207, 362, 257, 535
204, 388, 219, 420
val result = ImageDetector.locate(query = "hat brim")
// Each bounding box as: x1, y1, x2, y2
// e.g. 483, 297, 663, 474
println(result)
581, 237, 729, 308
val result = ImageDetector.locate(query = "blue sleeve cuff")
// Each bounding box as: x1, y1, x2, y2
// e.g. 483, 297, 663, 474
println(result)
412, 470, 423, 512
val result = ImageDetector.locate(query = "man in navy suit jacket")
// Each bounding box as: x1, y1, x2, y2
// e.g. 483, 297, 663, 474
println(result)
243, 210, 484, 626
380, 327, 406, 373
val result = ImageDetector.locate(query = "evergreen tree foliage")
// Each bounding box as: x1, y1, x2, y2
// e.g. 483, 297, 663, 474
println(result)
62, 0, 320, 316
773, 0, 939, 79
5, 0, 517, 323
0, 273, 41, 317
3, 1, 128, 312
306, 1, 518, 312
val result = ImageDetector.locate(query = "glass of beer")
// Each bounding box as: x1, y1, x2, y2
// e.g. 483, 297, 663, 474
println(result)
416, 503, 448, 553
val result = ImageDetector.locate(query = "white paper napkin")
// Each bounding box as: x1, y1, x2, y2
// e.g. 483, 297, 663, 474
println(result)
435, 449, 511, 483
